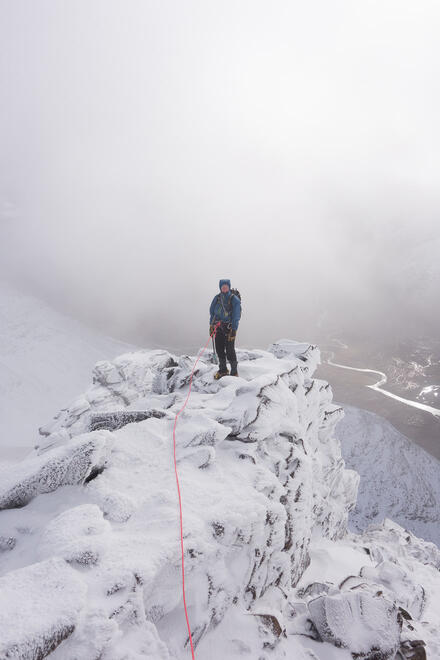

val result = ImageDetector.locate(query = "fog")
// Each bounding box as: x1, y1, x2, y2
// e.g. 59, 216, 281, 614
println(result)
1, 0, 440, 352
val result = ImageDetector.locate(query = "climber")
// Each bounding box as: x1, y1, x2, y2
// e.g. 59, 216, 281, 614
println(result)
209, 279, 241, 379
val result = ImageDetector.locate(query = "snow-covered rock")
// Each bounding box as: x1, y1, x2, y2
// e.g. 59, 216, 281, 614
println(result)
0, 339, 438, 659
307, 590, 401, 657
0, 431, 113, 509
0, 557, 87, 658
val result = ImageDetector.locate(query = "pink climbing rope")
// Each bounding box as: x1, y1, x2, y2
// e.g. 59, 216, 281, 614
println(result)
172, 321, 221, 658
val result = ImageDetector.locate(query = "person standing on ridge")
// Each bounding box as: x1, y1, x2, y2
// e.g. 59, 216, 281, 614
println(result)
209, 279, 241, 379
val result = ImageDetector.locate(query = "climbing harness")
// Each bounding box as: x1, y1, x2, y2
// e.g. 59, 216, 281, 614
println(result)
172, 321, 221, 659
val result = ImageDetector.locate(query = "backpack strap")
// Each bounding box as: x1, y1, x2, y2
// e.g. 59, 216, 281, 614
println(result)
216, 293, 234, 319
220, 294, 228, 316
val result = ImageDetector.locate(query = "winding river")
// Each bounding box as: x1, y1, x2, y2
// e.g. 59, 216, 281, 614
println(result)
324, 347, 440, 420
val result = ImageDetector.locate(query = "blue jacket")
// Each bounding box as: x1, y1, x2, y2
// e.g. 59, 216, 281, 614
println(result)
210, 279, 241, 331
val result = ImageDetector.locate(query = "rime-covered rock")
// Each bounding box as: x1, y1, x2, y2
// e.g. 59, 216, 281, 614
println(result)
307, 589, 401, 658
0, 431, 112, 509
0, 558, 87, 659
89, 409, 166, 432
37, 503, 111, 566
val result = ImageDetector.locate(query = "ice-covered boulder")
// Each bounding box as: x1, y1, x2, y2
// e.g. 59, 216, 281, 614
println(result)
0, 557, 87, 658
37, 503, 112, 566
0, 431, 113, 509
307, 590, 401, 658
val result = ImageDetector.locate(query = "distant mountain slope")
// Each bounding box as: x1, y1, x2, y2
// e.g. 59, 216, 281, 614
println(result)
335, 401, 440, 546
0, 282, 138, 458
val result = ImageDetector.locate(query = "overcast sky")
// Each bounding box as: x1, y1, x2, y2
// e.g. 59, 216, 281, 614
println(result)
1, 0, 439, 352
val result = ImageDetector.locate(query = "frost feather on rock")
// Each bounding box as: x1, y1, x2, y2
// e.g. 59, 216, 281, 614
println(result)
307, 590, 401, 658
0, 431, 113, 509
0, 557, 87, 659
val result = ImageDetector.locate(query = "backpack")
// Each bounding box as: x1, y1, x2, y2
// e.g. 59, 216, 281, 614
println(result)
217, 288, 242, 315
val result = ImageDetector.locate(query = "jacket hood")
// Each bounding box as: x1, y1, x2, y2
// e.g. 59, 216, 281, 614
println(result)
219, 279, 231, 292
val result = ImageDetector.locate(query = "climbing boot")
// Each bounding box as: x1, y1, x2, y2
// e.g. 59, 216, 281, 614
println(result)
230, 361, 238, 377
214, 369, 229, 380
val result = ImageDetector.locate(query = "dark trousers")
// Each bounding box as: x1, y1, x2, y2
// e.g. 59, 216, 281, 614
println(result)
215, 322, 237, 373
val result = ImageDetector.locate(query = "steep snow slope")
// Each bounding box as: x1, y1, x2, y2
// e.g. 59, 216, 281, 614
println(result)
335, 402, 440, 546
0, 339, 439, 659
0, 282, 137, 458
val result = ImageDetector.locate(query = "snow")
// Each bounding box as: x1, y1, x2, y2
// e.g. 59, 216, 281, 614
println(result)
295, 536, 374, 588
0, 281, 137, 455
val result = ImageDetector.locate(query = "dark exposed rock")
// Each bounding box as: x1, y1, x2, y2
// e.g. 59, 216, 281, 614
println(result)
83, 464, 105, 483
297, 582, 332, 599
398, 607, 413, 621
238, 452, 256, 463
0, 535, 16, 552
397, 639, 426, 660
224, 431, 257, 443
339, 575, 369, 591
305, 380, 314, 395
259, 613, 285, 638
251, 612, 286, 649
212, 522, 225, 537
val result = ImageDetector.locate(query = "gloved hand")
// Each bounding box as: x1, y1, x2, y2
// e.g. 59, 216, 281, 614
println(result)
227, 329, 236, 341
209, 324, 216, 336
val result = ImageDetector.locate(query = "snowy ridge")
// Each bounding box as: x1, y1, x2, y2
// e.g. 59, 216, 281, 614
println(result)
0, 340, 439, 659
